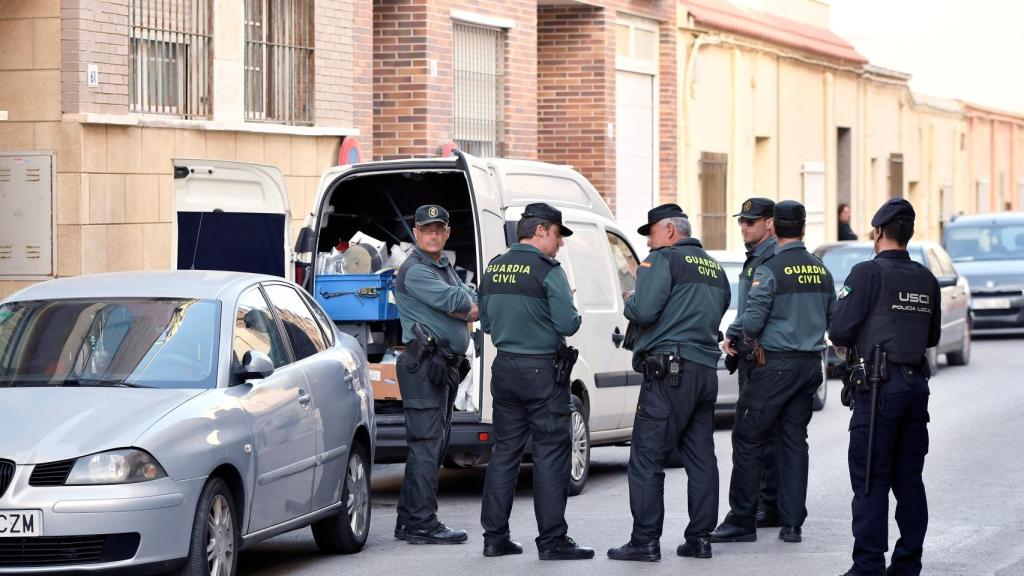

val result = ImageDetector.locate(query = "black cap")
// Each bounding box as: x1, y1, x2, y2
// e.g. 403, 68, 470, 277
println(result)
734, 197, 775, 218
522, 202, 573, 237
774, 200, 806, 223
637, 203, 688, 236
414, 204, 449, 226
871, 198, 916, 228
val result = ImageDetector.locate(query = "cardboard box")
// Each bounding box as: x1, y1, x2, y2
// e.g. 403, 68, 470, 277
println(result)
368, 361, 401, 400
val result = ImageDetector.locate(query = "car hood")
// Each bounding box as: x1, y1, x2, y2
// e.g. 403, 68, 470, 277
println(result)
0, 387, 207, 464
952, 259, 1024, 293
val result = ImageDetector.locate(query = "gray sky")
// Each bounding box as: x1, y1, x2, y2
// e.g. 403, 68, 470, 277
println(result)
829, 0, 1024, 114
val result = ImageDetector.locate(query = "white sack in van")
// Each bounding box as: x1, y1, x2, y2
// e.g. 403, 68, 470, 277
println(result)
454, 342, 479, 412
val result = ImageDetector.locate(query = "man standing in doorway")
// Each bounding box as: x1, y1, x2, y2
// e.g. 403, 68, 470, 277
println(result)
393, 204, 478, 544
839, 203, 858, 241
722, 197, 780, 528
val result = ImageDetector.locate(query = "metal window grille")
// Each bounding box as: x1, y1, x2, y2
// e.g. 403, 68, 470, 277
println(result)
245, 0, 315, 125
453, 22, 505, 157
129, 0, 212, 118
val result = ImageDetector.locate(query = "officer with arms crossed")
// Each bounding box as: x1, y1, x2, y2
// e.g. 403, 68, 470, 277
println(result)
712, 200, 835, 545
607, 203, 730, 563
829, 198, 940, 576
722, 197, 781, 528
478, 203, 593, 561
393, 204, 478, 544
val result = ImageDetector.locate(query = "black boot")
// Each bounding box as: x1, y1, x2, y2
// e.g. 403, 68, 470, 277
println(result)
709, 521, 757, 543
394, 524, 406, 540
755, 507, 780, 528
778, 525, 802, 543
676, 536, 712, 559
538, 536, 595, 560
607, 540, 660, 562
483, 538, 523, 557
404, 521, 468, 544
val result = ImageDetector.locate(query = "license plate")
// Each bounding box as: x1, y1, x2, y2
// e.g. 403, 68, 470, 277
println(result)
0, 510, 42, 537
973, 298, 1012, 310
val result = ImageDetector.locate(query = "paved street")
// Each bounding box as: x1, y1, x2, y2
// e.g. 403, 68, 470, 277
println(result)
241, 333, 1024, 576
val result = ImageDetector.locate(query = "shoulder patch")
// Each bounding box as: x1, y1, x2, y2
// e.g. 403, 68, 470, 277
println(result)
640, 261, 652, 268
838, 285, 852, 300
751, 279, 761, 287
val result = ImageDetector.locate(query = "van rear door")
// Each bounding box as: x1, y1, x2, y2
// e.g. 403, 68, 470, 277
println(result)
172, 159, 292, 279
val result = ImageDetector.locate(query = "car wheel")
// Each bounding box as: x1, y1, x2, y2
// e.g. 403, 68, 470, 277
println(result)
946, 321, 971, 366
312, 443, 371, 554
813, 356, 828, 411
178, 477, 238, 576
568, 394, 590, 497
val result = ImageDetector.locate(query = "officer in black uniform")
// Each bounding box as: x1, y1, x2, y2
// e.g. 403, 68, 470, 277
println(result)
829, 198, 940, 576
723, 197, 780, 528
712, 200, 835, 545
393, 205, 478, 544
607, 204, 730, 563
478, 203, 593, 561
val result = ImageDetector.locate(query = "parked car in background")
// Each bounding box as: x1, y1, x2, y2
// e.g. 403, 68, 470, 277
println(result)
814, 241, 971, 372
943, 212, 1024, 329
708, 251, 828, 416
0, 271, 375, 576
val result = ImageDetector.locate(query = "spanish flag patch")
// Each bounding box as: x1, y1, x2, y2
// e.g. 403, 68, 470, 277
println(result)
752, 280, 761, 286
640, 262, 652, 268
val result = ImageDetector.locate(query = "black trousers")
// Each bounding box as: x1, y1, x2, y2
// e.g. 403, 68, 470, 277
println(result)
628, 361, 719, 543
480, 353, 572, 549
725, 354, 821, 529
395, 353, 458, 530
848, 369, 929, 576
739, 358, 779, 515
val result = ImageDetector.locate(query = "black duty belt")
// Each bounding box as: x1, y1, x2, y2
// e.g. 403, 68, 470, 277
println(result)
763, 350, 820, 360
496, 351, 557, 360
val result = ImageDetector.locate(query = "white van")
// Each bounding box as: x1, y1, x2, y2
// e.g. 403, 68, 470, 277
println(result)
172, 153, 645, 494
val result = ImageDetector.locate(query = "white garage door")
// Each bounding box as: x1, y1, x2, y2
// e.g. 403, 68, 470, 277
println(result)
616, 70, 655, 251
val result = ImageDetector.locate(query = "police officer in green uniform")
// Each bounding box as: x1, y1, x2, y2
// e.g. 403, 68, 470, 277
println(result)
393, 204, 478, 544
478, 203, 593, 561
712, 200, 835, 545
723, 197, 781, 528
607, 204, 730, 563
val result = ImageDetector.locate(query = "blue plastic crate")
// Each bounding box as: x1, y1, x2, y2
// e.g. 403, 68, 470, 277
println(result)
315, 271, 399, 321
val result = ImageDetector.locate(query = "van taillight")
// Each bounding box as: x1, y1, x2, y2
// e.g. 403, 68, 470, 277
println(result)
295, 263, 306, 286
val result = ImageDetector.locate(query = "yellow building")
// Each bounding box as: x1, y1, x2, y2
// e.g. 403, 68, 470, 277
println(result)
676, 0, 970, 250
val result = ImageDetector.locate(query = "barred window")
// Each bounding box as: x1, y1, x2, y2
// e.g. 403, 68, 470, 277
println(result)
453, 22, 505, 157
129, 0, 213, 118
245, 0, 315, 125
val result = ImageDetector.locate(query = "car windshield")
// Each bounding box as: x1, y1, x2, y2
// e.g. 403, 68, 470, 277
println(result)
722, 262, 742, 309
0, 298, 219, 389
943, 225, 1024, 262
820, 246, 925, 286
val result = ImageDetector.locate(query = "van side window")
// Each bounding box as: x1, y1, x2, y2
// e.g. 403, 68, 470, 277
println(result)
606, 232, 638, 296
234, 287, 291, 368
263, 284, 329, 361
563, 222, 616, 309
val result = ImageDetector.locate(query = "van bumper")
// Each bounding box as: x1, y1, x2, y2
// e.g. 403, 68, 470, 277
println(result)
374, 419, 494, 465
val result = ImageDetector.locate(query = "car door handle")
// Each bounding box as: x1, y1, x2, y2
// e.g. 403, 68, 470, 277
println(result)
297, 390, 312, 406
344, 373, 354, 389
612, 327, 625, 348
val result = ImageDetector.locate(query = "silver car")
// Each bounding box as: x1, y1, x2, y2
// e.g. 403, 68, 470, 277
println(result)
0, 271, 375, 575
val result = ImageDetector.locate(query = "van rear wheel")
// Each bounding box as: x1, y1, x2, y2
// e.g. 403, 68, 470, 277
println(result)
568, 395, 590, 496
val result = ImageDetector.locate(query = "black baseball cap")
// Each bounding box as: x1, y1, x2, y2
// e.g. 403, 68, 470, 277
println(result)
734, 197, 775, 218
638, 203, 688, 236
414, 204, 449, 226
522, 202, 573, 237
774, 200, 806, 224
871, 198, 916, 228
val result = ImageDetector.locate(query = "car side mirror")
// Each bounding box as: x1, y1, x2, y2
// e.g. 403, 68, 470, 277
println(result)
937, 276, 958, 288
236, 350, 275, 381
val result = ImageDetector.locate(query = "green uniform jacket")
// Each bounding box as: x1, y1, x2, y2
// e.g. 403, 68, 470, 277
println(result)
741, 241, 836, 352
479, 243, 581, 355
394, 247, 477, 352
726, 236, 777, 341
624, 238, 731, 368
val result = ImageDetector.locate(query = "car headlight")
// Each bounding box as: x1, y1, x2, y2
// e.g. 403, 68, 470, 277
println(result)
65, 449, 167, 485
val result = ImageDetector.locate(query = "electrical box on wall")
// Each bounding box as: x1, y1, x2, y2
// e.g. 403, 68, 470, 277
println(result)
0, 153, 55, 278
